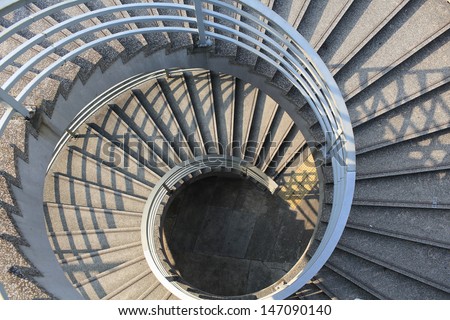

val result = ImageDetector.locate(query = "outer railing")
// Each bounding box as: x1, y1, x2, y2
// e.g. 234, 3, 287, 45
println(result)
0, 0, 355, 300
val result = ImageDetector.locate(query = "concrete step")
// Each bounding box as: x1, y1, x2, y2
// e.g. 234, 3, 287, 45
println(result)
83, 0, 148, 62
234, 0, 275, 68
348, 170, 450, 210
254, 0, 311, 79
44, 203, 142, 233
39, 1, 126, 72
325, 246, 450, 299
137, 282, 172, 300
245, 92, 278, 164
183, 70, 220, 154
75, 255, 148, 299
87, 105, 170, 172
274, 0, 310, 31
48, 228, 141, 255
264, 125, 305, 176
232, 79, 258, 159
297, 0, 353, 50
271, 131, 306, 177
58, 240, 142, 264
319, 0, 410, 74
213, 0, 239, 58
258, 110, 294, 172
335, 228, 450, 292
269, 0, 353, 92
120, 0, 171, 55
315, 266, 377, 300
49, 148, 153, 198
353, 83, 450, 154
157, 75, 206, 156
102, 269, 155, 300
109, 98, 181, 168
68, 126, 162, 186
322, 204, 450, 250
132, 81, 193, 161
347, 31, 450, 127
334, 0, 450, 101
27, 1, 108, 77
211, 72, 235, 155
59, 242, 143, 283
44, 173, 147, 212
0, 4, 84, 98
356, 129, 450, 180
153, 0, 193, 52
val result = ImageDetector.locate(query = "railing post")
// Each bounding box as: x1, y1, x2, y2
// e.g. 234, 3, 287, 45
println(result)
193, 0, 212, 47
0, 89, 32, 136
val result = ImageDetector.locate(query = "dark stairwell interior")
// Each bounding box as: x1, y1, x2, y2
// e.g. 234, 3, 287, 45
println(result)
161, 174, 315, 296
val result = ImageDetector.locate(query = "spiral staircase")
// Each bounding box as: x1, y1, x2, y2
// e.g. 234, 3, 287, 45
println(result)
0, 0, 449, 300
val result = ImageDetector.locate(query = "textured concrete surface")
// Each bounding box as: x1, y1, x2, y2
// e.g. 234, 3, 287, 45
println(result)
356, 129, 450, 179
163, 176, 313, 296
0, 118, 51, 299
334, 0, 450, 100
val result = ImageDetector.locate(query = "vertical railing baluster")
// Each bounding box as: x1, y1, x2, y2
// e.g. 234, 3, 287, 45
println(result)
0, 88, 31, 136
193, 0, 212, 47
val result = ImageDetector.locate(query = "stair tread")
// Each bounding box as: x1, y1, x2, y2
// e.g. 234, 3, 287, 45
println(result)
89, 104, 171, 172
348, 170, 450, 209
326, 246, 450, 299
297, 0, 353, 50
348, 33, 450, 126
76, 256, 148, 299
232, 79, 258, 159
319, 0, 409, 74
356, 129, 450, 179
48, 227, 141, 254
69, 125, 162, 185
353, 84, 450, 154
184, 70, 220, 154
103, 270, 154, 300
44, 173, 146, 212
322, 204, 450, 249
110, 90, 182, 167
60, 244, 144, 285
48, 148, 153, 199
258, 110, 294, 172
211, 72, 235, 155
133, 81, 193, 161
334, 0, 450, 101
337, 228, 450, 291
157, 76, 205, 157
44, 202, 141, 233
315, 266, 377, 300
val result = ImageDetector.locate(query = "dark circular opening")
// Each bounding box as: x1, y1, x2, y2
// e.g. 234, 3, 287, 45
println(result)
161, 174, 313, 296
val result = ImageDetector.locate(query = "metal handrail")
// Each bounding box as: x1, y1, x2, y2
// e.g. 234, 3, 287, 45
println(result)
0, 0, 356, 300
